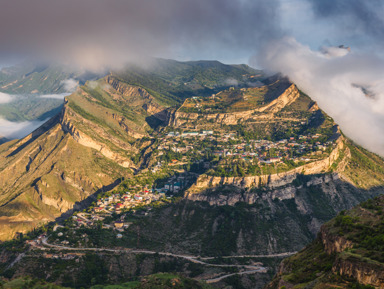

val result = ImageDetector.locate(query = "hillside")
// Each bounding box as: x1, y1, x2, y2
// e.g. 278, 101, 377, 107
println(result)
0, 63, 96, 123
0, 60, 262, 241
0, 63, 101, 95
265, 195, 384, 289
0, 60, 384, 289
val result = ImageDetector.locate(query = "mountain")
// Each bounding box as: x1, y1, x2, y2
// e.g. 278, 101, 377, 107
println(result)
0, 59, 383, 289
0, 63, 101, 95
0, 59, 261, 123
0, 60, 261, 241
265, 195, 384, 289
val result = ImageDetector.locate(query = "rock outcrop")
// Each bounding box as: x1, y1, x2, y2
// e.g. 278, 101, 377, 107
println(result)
61, 102, 135, 169
185, 136, 345, 204
171, 84, 301, 127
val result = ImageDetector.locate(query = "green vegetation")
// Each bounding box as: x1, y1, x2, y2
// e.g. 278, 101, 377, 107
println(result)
115, 59, 262, 105
91, 273, 214, 289
344, 140, 384, 188
266, 195, 384, 289
0, 277, 69, 288
0, 64, 76, 94
0, 96, 63, 121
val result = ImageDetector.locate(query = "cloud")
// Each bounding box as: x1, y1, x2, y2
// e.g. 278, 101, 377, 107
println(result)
253, 37, 384, 156
61, 79, 79, 92
0, 92, 12, 104
39, 93, 70, 100
0, 0, 282, 71
225, 78, 239, 86
0, 118, 49, 139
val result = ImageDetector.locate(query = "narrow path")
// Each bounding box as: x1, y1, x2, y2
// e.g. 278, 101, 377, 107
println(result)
199, 252, 297, 260
205, 269, 266, 283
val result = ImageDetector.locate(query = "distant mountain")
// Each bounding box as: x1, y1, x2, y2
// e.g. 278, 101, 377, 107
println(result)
0, 63, 102, 95
266, 195, 384, 289
0, 59, 260, 123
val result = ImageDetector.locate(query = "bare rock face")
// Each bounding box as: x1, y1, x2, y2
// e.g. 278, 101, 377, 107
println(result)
332, 258, 384, 288
320, 226, 353, 255
106, 75, 164, 115
172, 84, 300, 127
185, 136, 345, 203
61, 100, 136, 169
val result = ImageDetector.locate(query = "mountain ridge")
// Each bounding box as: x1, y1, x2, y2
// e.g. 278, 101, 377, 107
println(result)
0, 60, 383, 289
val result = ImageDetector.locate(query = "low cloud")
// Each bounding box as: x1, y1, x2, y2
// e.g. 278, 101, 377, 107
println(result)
61, 78, 79, 92
225, 78, 239, 86
0, 92, 12, 104
253, 37, 384, 156
0, 118, 49, 139
39, 93, 70, 100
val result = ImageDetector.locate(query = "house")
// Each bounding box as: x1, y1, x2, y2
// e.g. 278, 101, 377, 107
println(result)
115, 203, 124, 210
202, 130, 213, 135
114, 221, 124, 229
173, 182, 181, 192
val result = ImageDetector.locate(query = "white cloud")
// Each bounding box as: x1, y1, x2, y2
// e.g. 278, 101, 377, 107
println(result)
39, 93, 70, 100
253, 37, 384, 156
0, 118, 49, 139
0, 92, 12, 104
61, 78, 79, 92
225, 78, 239, 86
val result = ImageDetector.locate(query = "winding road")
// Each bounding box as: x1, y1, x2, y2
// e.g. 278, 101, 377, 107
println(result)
32, 237, 296, 283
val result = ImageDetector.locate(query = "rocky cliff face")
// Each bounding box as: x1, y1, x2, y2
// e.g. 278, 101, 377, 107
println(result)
266, 195, 384, 289
171, 84, 300, 127
332, 257, 384, 288
186, 173, 341, 207
106, 75, 166, 118
319, 224, 384, 288
185, 136, 346, 204
320, 226, 353, 254
61, 99, 136, 169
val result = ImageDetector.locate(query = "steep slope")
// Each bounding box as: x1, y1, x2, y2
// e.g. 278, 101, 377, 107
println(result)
266, 195, 384, 289
113, 58, 263, 105
0, 63, 105, 123
0, 74, 172, 240
0, 60, 384, 289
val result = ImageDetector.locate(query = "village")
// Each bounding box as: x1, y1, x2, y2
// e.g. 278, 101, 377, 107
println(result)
31, 129, 336, 248
150, 129, 336, 174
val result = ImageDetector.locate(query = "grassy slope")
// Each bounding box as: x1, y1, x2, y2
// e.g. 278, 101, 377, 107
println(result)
266, 195, 384, 289
0, 65, 73, 94
0, 96, 63, 121
342, 140, 384, 189
0, 121, 131, 240
114, 59, 262, 106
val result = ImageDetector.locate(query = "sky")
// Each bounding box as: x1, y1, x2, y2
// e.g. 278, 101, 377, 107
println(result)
1, 0, 384, 155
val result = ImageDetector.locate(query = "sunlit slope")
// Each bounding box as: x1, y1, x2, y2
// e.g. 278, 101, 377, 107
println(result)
0, 75, 172, 240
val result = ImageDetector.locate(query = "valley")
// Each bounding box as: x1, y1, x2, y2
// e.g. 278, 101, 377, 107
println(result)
0, 60, 383, 289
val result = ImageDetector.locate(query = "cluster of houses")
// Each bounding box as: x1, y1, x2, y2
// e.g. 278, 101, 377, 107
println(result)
155, 130, 335, 168
91, 189, 166, 215
154, 173, 196, 194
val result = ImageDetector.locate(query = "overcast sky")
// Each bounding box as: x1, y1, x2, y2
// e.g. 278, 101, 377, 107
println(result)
1, 0, 384, 155
0, 0, 382, 66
